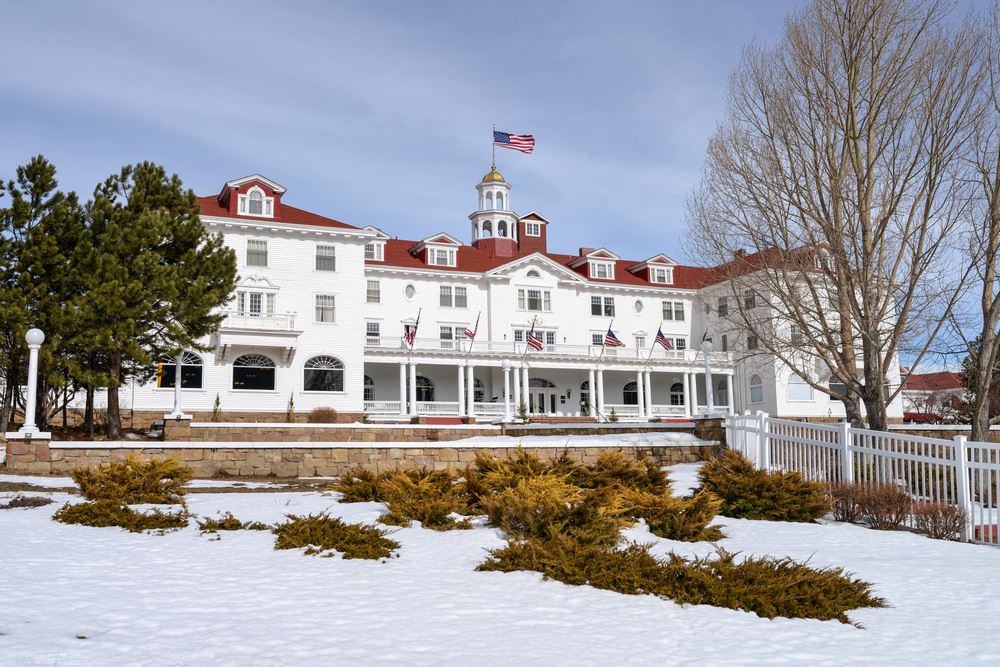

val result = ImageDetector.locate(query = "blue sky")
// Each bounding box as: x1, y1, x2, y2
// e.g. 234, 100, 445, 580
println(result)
2, 0, 810, 261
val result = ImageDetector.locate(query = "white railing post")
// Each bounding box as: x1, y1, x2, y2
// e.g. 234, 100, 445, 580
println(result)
757, 411, 769, 470
838, 421, 854, 484
953, 435, 974, 542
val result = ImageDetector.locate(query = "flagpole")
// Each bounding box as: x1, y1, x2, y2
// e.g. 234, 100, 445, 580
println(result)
465, 311, 481, 361
646, 321, 661, 362
600, 319, 614, 360
492, 123, 496, 167
520, 315, 539, 365
406, 307, 422, 364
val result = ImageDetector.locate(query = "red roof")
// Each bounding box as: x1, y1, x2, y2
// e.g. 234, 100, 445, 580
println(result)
196, 196, 357, 230
373, 239, 711, 289
904, 371, 964, 392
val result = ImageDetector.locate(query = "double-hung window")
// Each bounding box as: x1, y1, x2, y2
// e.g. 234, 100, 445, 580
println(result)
236, 290, 274, 318
315, 294, 336, 323
590, 261, 614, 279
366, 280, 381, 303
590, 296, 614, 316
247, 240, 268, 267
439, 325, 466, 350
717, 297, 729, 317
440, 285, 468, 308
364, 242, 384, 261
366, 321, 380, 345
649, 267, 671, 284
662, 301, 685, 321
743, 289, 756, 309
525, 221, 541, 236
518, 288, 551, 312
315, 245, 336, 271
428, 247, 456, 267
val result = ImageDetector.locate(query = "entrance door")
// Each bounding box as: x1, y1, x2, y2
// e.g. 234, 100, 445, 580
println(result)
531, 389, 558, 414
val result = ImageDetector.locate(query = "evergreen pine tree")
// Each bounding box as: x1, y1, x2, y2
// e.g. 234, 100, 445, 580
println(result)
79, 162, 236, 437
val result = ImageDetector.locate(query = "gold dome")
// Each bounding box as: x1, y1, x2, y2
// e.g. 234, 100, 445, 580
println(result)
481, 165, 506, 184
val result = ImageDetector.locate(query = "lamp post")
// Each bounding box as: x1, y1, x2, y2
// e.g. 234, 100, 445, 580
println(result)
9, 328, 51, 440
501, 359, 513, 422
166, 352, 189, 420
701, 338, 714, 417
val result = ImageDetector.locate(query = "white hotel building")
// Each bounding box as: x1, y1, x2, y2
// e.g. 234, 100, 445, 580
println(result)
128, 168, 904, 423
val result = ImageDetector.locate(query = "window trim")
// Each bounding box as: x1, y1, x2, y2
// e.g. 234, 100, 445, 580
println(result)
314, 294, 337, 324
525, 221, 541, 236
302, 355, 346, 394
649, 266, 672, 284
246, 239, 268, 268
589, 260, 615, 280
231, 353, 277, 392
364, 241, 385, 262
237, 186, 275, 219
366, 280, 381, 304
787, 373, 813, 402
749, 375, 764, 404
427, 245, 457, 267
315, 244, 337, 272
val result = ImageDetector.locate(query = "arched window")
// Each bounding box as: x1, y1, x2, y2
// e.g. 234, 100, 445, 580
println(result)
416, 376, 434, 402
496, 193, 504, 209
498, 221, 508, 237
750, 375, 763, 404
623, 381, 638, 405
526, 269, 541, 278
529, 378, 555, 388
233, 353, 276, 391
363, 375, 375, 401
787, 373, 812, 401
157, 352, 203, 389
304, 355, 345, 392
248, 189, 263, 215
473, 378, 485, 402
485, 192, 493, 210
482, 220, 493, 237
669, 382, 685, 406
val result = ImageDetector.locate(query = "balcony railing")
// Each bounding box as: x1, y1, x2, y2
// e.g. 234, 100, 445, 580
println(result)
365, 336, 729, 363
221, 311, 297, 331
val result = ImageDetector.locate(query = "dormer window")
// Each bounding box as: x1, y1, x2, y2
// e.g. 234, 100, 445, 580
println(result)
649, 266, 673, 284
429, 247, 457, 267
365, 241, 385, 261
238, 186, 274, 218
590, 260, 615, 280
525, 221, 541, 236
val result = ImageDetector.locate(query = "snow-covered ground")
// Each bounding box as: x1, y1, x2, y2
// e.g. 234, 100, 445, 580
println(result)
2, 463, 999, 666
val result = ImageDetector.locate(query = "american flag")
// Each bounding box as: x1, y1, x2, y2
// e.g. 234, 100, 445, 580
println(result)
654, 327, 673, 350
403, 310, 420, 346
526, 325, 544, 351
463, 313, 480, 340
494, 130, 535, 154
604, 327, 625, 348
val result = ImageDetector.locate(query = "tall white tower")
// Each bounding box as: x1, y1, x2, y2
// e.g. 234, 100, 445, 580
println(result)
469, 165, 518, 244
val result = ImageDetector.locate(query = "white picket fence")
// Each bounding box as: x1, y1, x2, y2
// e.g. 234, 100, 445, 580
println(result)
725, 412, 1000, 545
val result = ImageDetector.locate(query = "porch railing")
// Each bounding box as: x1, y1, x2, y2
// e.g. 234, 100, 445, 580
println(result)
364, 400, 401, 415
415, 401, 461, 415
474, 402, 506, 416
650, 404, 687, 417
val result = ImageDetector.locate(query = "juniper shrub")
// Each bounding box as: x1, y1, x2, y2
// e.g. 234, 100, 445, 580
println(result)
378, 468, 471, 530
273, 513, 399, 559
197, 512, 271, 532
697, 450, 830, 522
331, 466, 384, 503
623, 488, 724, 542
0, 494, 54, 510
53, 499, 188, 532
72, 455, 193, 504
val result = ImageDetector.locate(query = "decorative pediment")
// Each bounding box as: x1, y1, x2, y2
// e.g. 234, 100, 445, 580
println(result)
569, 247, 620, 268
363, 225, 391, 239
221, 174, 286, 196
628, 253, 678, 273
518, 211, 551, 224
486, 253, 586, 282
422, 232, 462, 246
236, 274, 280, 290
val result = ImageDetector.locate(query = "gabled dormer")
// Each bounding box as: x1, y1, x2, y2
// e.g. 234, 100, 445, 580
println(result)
411, 233, 462, 268
218, 175, 286, 219
569, 248, 621, 281
627, 253, 677, 285
363, 226, 390, 262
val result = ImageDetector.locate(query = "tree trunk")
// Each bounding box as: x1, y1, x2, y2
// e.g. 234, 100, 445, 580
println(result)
0, 369, 14, 433
106, 350, 123, 439
85, 385, 94, 439
861, 389, 888, 431
971, 328, 997, 442
840, 395, 864, 428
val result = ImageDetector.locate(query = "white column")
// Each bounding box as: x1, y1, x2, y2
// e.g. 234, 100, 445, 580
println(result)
502, 361, 512, 421
726, 375, 735, 415
596, 367, 605, 419
467, 365, 476, 418
513, 363, 522, 414
636, 369, 646, 419
522, 366, 531, 414
588, 367, 596, 417
457, 365, 466, 417
682, 372, 692, 418
408, 363, 417, 416
399, 363, 407, 415
704, 356, 715, 415
689, 372, 698, 416
643, 369, 653, 418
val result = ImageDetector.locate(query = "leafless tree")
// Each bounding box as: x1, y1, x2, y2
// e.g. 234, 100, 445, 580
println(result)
686, 0, 982, 429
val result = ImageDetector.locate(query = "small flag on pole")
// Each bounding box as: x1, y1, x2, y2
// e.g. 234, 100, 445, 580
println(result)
654, 327, 673, 350
494, 130, 535, 154
464, 313, 480, 340
526, 324, 544, 351
403, 310, 421, 347
604, 326, 625, 348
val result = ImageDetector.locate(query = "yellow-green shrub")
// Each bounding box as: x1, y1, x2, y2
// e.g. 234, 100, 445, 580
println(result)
53, 499, 188, 532
378, 469, 471, 530
624, 488, 724, 542
697, 450, 830, 522
479, 537, 884, 623
197, 512, 271, 532
479, 475, 628, 546
574, 450, 670, 495
331, 466, 385, 503
72, 455, 193, 504
273, 513, 399, 559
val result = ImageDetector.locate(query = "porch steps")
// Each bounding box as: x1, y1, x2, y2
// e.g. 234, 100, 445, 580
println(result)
421, 417, 466, 425
528, 416, 599, 424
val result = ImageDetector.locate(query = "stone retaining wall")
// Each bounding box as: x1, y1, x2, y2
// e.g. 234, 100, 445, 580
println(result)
4, 440, 719, 478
